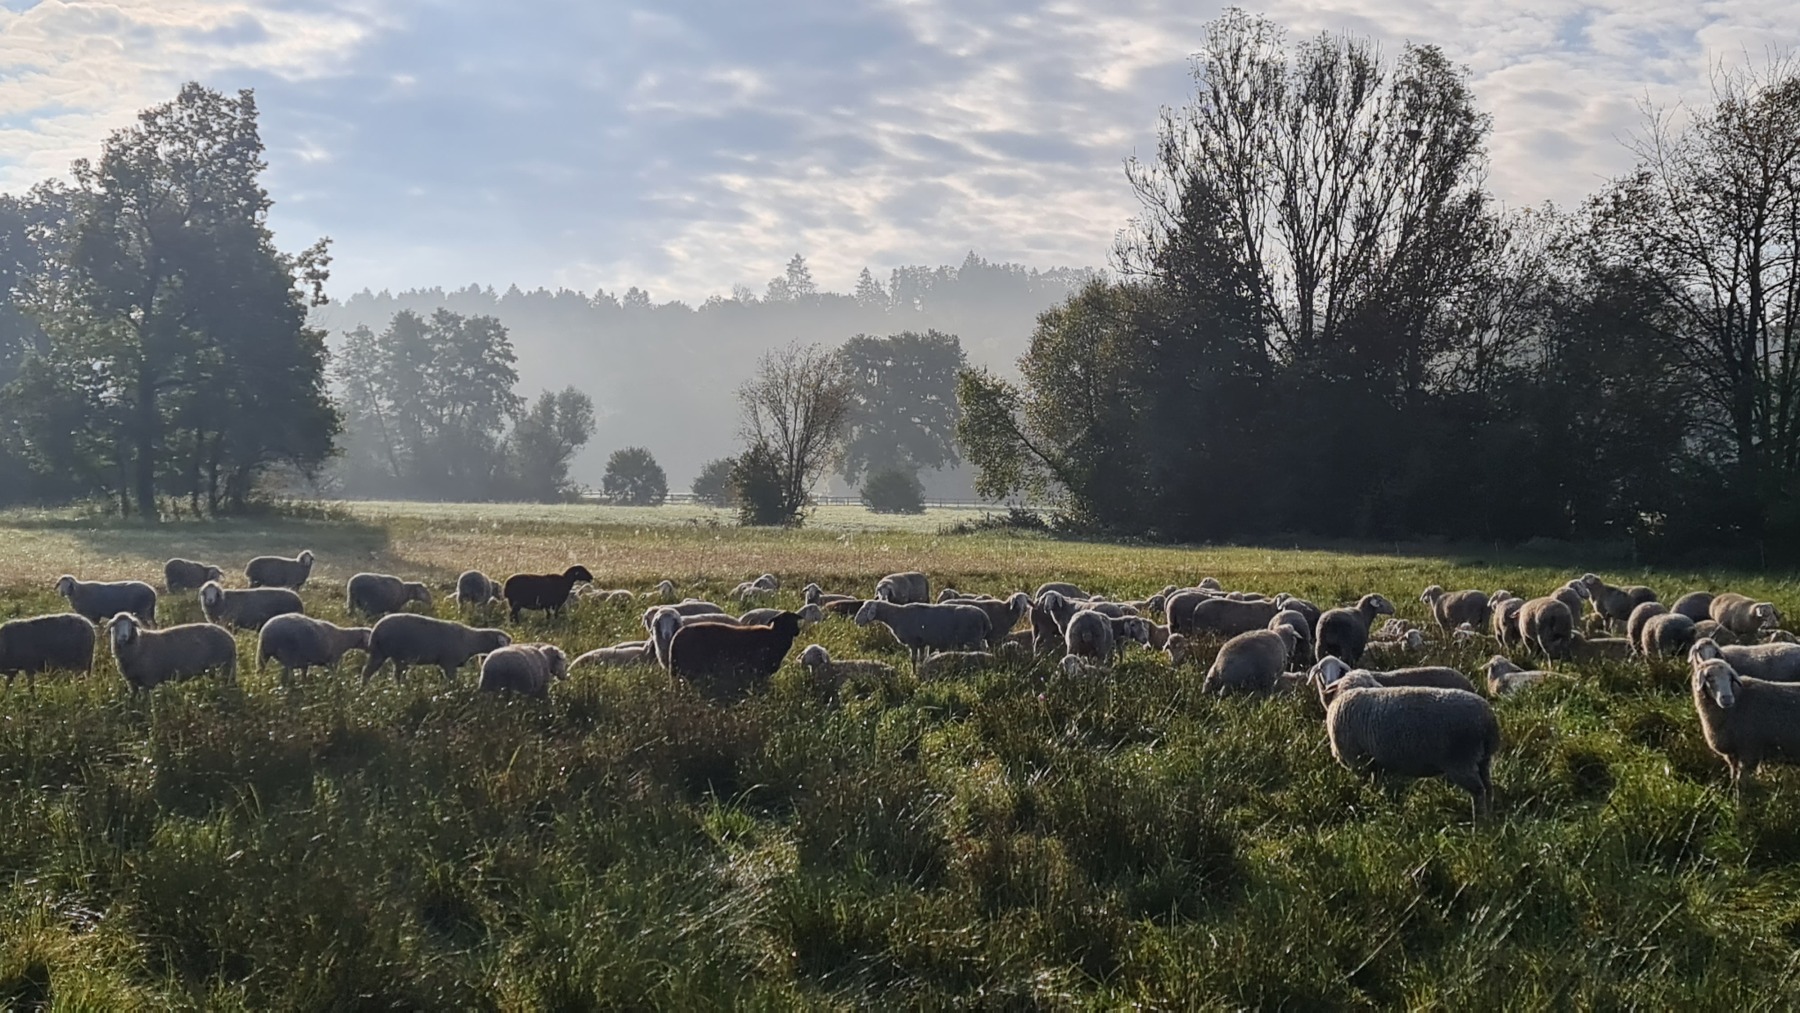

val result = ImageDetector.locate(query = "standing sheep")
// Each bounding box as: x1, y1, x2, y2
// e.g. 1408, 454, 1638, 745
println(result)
1419, 586, 1490, 632
1318, 671, 1501, 819
1490, 593, 1525, 648
502, 566, 595, 621
875, 571, 931, 605
669, 613, 805, 700
1314, 594, 1396, 667
1064, 609, 1119, 664
1710, 593, 1783, 638
1691, 657, 1800, 788
1517, 596, 1576, 660
1578, 573, 1658, 629
0, 613, 95, 688
1268, 609, 1315, 664
1626, 602, 1668, 655
855, 600, 991, 662
56, 575, 156, 626
1182, 596, 1282, 638
1671, 591, 1715, 622
360, 614, 510, 684
1639, 613, 1698, 658
1688, 640, 1800, 683
200, 581, 303, 632
1203, 627, 1299, 696
346, 572, 433, 618
452, 570, 503, 609
478, 644, 569, 698
256, 614, 372, 686
108, 613, 237, 690
163, 558, 223, 593
245, 550, 315, 590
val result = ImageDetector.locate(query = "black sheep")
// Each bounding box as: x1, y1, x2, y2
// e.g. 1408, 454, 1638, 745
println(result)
669, 612, 804, 701
502, 565, 595, 621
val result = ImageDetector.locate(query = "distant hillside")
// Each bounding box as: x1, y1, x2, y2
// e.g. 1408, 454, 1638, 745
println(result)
312, 254, 1098, 493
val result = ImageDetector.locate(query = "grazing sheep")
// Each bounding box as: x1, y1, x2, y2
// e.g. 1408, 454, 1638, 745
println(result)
1710, 593, 1783, 638
797, 643, 897, 694
1640, 613, 1699, 658
804, 583, 858, 608
502, 566, 594, 621
1184, 596, 1283, 638
1490, 593, 1524, 648
732, 579, 776, 603
1314, 594, 1396, 667
916, 643, 1025, 680
1029, 599, 1064, 656
478, 643, 569, 698
1272, 594, 1322, 631
875, 571, 930, 605
1164, 632, 1194, 667
951, 592, 1031, 646
822, 598, 865, 619
245, 550, 315, 590
1311, 656, 1479, 695
1626, 602, 1668, 655
163, 558, 223, 593
1551, 580, 1590, 621
256, 614, 371, 686
1371, 618, 1414, 642
644, 578, 679, 602
108, 613, 237, 690
56, 575, 156, 626
669, 612, 804, 699
346, 572, 432, 618
1671, 591, 1715, 622
1693, 620, 1738, 644
1691, 656, 1800, 788
1203, 627, 1299, 696
1483, 656, 1558, 697
0, 613, 95, 688
452, 570, 503, 609
854, 600, 990, 661
1362, 629, 1425, 663
1268, 610, 1314, 663
199, 581, 302, 632
1452, 623, 1483, 643
1108, 614, 1152, 651
1578, 573, 1657, 628
1317, 670, 1501, 819
570, 640, 657, 670
1517, 597, 1576, 660
1034, 581, 1088, 601
1036, 590, 1084, 633
1689, 640, 1800, 683
360, 614, 510, 684
1420, 586, 1490, 631
1064, 609, 1119, 663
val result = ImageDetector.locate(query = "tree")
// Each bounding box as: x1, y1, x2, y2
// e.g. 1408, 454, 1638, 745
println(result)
836, 330, 966, 484
861, 466, 925, 514
692, 457, 738, 507
732, 441, 789, 525
853, 267, 887, 308
736, 340, 854, 521
602, 446, 668, 505
507, 387, 596, 501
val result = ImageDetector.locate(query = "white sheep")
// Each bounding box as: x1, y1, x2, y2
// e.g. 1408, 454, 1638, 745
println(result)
1318, 670, 1501, 819
1691, 656, 1800, 789
108, 613, 237, 690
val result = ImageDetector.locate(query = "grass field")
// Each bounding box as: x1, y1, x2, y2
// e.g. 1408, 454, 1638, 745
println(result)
3, 501, 1800, 1008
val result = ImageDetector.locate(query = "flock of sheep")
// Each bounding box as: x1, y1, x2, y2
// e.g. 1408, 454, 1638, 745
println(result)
3, 557, 1796, 816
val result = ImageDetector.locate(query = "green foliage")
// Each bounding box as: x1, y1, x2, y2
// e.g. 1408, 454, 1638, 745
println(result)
691, 457, 738, 507
733, 441, 791, 526
506, 387, 596, 502
602, 446, 668, 506
837, 330, 966, 484
860, 466, 925, 514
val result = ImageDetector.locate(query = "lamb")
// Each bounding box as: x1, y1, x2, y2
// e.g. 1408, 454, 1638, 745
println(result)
244, 550, 315, 590
1639, 612, 1698, 658
0, 613, 95, 688
1671, 591, 1715, 622
1064, 609, 1119, 663
1710, 593, 1783, 638
1626, 602, 1668, 655
1203, 627, 1299, 695
502, 565, 594, 621
1313, 594, 1397, 667
451, 570, 503, 609
1311, 656, 1479, 695
1483, 656, 1558, 697
1490, 593, 1524, 648
1688, 640, 1800, 683
255, 614, 372, 686
346, 572, 433, 618
875, 571, 930, 605
1183, 596, 1282, 638
56, 575, 156, 626
1317, 670, 1501, 819
163, 558, 223, 593
853, 600, 990, 661
1419, 586, 1490, 631
359, 614, 510, 684
1691, 656, 1800, 788
477, 643, 569, 698
1362, 628, 1425, 662
107, 613, 237, 690
1578, 573, 1658, 628
199, 581, 302, 632
569, 641, 657, 670
669, 612, 804, 700
797, 643, 897, 694
1516, 596, 1576, 660
916, 643, 1026, 680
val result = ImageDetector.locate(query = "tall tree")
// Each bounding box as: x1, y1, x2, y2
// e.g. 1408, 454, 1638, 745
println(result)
737, 340, 854, 521
508, 387, 596, 501
836, 329, 966, 484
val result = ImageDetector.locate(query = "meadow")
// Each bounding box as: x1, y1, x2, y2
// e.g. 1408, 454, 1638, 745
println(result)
3, 501, 1800, 1009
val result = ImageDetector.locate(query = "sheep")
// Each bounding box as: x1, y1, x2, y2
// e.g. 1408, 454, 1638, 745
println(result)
1272, 594, 1322, 631
1203, 627, 1299, 696
163, 558, 223, 593
1671, 591, 1715, 622
198, 581, 301, 633
644, 606, 691, 669
1059, 654, 1111, 678
1034, 581, 1088, 601
1164, 632, 1194, 667
56, 575, 156, 626
1569, 634, 1636, 661
1311, 656, 1479, 695
107, 613, 237, 690
1183, 596, 1282, 638
245, 549, 315, 590
255, 614, 372, 686
570, 640, 657, 670
1626, 602, 1668, 655
1578, 573, 1657, 629
1263, 609, 1313, 662
1317, 669, 1501, 819
1768, 630, 1800, 644
1452, 623, 1483, 644
1689, 640, 1800, 683
602, 589, 637, 606
478, 644, 569, 698
1710, 593, 1783, 638
916, 643, 1026, 680
875, 571, 930, 605
1490, 593, 1525, 648
1064, 609, 1119, 663
1419, 586, 1490, 631
732, 579, 776, 603
451, 570, 503, 610
1639, 612, 1698, 658
1029, 599, 1063, 656
1483, 656, 1558, 697
1551, 580, 1590, 621
853, 600, 990, 662
740, 604, 824, 629
797, 643, 897, 695
1314, 594, 1396, 667
346, 572, 432, 618
1516, 596, 1575, 660
360, 614, 510, 684
955, 592, 1031, 646
1691, 656, 1800, 788
0, 613, 95, 688
1372, 618, 1415, 642
803, 583, 858, 608
1694, 620, 1738, 644
660, 600, 728, 619
669, 612, 804, 700
822, 598, 865, 619
645, 578, 679, 602
1108, 614, 1152, 651
1362, 628, 1425, 663
502, 565, 594, 621
1037, 590, 1084, 632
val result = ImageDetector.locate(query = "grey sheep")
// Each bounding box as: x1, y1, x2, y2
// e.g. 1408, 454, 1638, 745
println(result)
875, 571, 930, 605
959, 592, 1032, 645
107, 613, 237, 690
569, 641, 656, 670
1034, 581, 1088, 601
1183, 596, 1282, 638
1269, 609, 1315, 663
1483, 655, 1558, 697
346, 572, 433, 618
1517, 596, 1575, 660
1059, 654, 1111, 678
1164, 632, 1194, 667
478, 643, 569, 698
1036, 590, 1084, 633
803, 583, 857, 607
1419, 585, 1490, 631
1626, 601, 1668, 655
1691, 656, 1800, 788
56, 575, 156, 626
0, 613, 95, 688
1569, 634, 1636, 661
200, 581, 303, 632
1711, 592, 1783, 637
256, 614, 372, 686
1693, 620, 1737, 644
1362, 628, 1425, 663
854, 600, 990, 661
1578, 573, 1658, 628
163, 558, 223, 593
645, 578, 679, 602
1314, 594, 1396, 667
1490, 593, 1525, 648
1272, 594, 1322, 631
1639, 613, 1698, 658
1203, 626, 1299, 696
1551, 580, 1590, 621
1688, 639, 1800, 683
1318, 670, 1501, 819
245, 549, 315, 590
451, 570, 503, 609
1311, 655, 1479, 695
1064, 609, 1119, 663
917, 643, 1026, 680
1671, 591, 1715, 622
797, 643, 897, 693
360, 613, 510, 684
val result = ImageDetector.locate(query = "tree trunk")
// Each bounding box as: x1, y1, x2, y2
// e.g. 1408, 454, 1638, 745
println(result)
134, 363, 158, 520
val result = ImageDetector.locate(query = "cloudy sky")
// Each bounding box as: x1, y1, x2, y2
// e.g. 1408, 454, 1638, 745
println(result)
1, 0, 1794, 303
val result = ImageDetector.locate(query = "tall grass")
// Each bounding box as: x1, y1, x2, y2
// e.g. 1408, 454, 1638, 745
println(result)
0, 506, 1798, 1005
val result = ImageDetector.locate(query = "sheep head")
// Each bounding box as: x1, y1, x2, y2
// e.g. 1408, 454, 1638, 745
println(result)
55, 575, 76, 597
563, 565, 595, 583
1696, 658, 1740, 709
799, 644, 829, 669
1420, 585, 1444, 604
853, 600, 880, 626
1688, 637, 1723, 667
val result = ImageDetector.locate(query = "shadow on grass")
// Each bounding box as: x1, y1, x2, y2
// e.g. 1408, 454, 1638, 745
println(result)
0, 510, 413, 579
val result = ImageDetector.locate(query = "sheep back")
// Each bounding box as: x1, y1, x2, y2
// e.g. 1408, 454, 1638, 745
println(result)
362, 613, 510, 682
201, 582, 303, 632
0, 613, 96, 683
57, 576, 156, 626
1203, 628, 1293, 695
669, 613, 804, 699
245, 550, 315, 590
1325, 684, 1500, 811
163, 558, 222, 593
478, 644, 569, 697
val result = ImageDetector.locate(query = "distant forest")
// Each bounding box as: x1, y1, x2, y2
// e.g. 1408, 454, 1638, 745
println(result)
313, 254, 1096, 495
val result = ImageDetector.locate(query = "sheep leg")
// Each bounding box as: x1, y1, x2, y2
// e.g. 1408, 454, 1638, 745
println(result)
360, 655, 386, 684
441, 663, 457, 683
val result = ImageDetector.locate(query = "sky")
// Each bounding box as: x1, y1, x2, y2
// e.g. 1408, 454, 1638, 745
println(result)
1, 0, 1796, 305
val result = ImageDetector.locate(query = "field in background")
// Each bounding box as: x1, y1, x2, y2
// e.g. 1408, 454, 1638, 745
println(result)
3, 502, 1800, 1006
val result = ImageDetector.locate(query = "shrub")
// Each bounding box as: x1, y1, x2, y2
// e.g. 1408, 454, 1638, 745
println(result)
861, 467, 926, 514
691, 458, 738, 507
602, 448, 668, 506
734, 443, 793, 526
